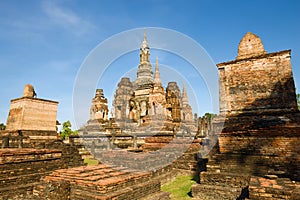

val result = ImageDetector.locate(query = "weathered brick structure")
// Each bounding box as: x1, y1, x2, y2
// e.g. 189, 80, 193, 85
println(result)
2, 85, 59, 148
192, 32, 300, 199
0, 146, 84, 199
34, 164, 171, 200
97, 135, 201, 172
0, 148, 62, 199
89, 89, 109, 122
0, 85, 85, 199
89, 32, 196, 134
33, 133, 203, 200
249, 176, 300, 199
165, 82, 182, 122
6, 85, 58, 132
218, 32, 297, 115
2, 32, 300, 200
113, 77, 134, 122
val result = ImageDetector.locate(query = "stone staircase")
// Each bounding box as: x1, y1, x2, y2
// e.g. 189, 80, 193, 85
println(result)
192, 154, 252, 200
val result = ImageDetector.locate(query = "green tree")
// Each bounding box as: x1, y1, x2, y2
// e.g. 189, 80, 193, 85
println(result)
297, 93, 300, 110
0, 123, 6, 130
204, 112, 217, 123
60, 120, 78, 140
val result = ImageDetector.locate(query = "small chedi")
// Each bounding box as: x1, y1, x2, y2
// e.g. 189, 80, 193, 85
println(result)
90, 89, 109, 121
85, 32, 197, 135
0, 85, 85, 199
3, 84, 59, 148
192, 32, 300, 199
6, 84, 58, 132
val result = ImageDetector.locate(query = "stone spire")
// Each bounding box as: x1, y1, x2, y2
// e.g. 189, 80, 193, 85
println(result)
153, 57, 162, 86
134, 30, 153, 88
182, 84, 189, 105
181, 84, 193, 121
140, 29, 150, 63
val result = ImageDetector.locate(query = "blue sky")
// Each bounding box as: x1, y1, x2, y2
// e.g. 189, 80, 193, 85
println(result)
0, 0, 299, 128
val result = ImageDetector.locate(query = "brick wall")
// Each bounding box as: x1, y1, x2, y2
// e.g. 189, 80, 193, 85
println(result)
0, 149, 65, 198
217, 112, 300, 181
249, 176, 300, 199
0, 142, 85, 199
217, 50, 297, 115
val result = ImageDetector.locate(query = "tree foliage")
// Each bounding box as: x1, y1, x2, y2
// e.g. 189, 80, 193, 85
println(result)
204, 112, 217, 122
0, 123, 6, 130
60, 120, 78, 140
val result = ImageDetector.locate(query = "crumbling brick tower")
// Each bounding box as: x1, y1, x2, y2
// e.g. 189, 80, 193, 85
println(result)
219, 32, 298, 115
192, 32, 300, 199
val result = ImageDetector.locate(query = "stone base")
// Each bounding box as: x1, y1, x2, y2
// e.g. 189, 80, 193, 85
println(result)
217, 111, 300, 181
192, 111, 300, 199
34, 164, 170, 200
93, 137, 201, 172
192, 151, 300, 199
0, 130, 59, 149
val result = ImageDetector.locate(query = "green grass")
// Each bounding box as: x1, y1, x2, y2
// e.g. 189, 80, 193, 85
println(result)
161, 175, 196, 200
84, 157, 99, 166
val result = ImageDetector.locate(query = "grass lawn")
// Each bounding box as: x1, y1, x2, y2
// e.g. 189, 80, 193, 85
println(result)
161, 175, 196, 200
84, 157, 99, 166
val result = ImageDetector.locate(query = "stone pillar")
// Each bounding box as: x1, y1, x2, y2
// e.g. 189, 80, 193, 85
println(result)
133, 135, 137, 149
18, 137, 23, 148
2, 137, 9, 148
106, 138, 111, 150
91, 141, 95, 155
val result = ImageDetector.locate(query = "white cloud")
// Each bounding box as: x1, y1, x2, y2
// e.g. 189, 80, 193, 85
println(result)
41, 1, 97, 36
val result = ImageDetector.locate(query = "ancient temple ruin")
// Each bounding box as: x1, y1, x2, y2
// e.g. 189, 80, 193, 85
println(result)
0, 85, 85, 199
6, 84, 58, 132
192, 32, 300, 199
1, 32, 299, 200
218, 32, 298, 115
2, 84, 60, 148
113, 32, 194, 127
87, 32, 196, 133
90, 89, 109, 121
